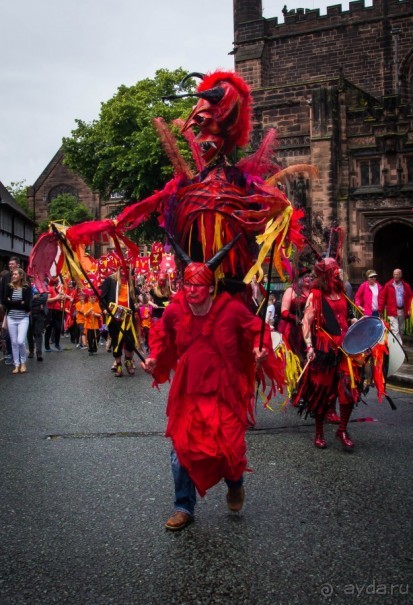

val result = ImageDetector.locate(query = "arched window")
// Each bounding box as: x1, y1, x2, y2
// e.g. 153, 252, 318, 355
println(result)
47, 185, 78, 202
400, 50, 413, 109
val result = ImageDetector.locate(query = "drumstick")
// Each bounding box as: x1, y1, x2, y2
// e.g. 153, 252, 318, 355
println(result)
296, 359, 311, 385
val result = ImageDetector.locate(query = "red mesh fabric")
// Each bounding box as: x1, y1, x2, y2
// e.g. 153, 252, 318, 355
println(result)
184, 263, 214, 286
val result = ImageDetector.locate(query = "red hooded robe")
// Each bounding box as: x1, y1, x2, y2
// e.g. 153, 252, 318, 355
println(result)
148, 290, 285, 496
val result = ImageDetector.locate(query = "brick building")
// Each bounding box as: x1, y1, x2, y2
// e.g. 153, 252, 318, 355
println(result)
233, 0, 413, 285
27, 150, 123, 255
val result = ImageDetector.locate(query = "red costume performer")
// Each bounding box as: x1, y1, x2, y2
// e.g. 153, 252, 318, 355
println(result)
143, 240, 286, 531
292, 258, 360, 450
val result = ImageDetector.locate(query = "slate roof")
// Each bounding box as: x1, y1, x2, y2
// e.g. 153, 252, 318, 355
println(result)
0, 181, 34, 222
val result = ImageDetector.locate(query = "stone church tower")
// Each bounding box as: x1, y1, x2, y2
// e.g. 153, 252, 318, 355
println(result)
233, 0, 413, 285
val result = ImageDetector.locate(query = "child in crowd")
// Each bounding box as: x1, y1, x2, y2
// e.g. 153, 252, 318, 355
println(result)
75, 291, 87, 349
83, 292, 102, 355
137, 294, 153, 352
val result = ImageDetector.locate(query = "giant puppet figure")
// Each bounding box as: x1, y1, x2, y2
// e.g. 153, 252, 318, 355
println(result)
142, 237, 286, 530
65, 71, 305, 290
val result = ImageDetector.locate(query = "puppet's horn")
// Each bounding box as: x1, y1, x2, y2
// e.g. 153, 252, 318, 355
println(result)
206, 233, 242, 273
165, 232, 192, 267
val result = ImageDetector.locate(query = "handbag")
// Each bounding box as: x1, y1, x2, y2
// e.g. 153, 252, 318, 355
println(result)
2, 313, 8, 332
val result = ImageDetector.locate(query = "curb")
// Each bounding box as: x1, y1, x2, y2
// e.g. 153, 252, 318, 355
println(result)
387, 372, 413, 389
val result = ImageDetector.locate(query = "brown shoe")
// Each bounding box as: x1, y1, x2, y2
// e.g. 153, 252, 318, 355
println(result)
20, 363, 27, 374
164, 511, 193, 531
226, 486, 245, 512
12, 366, 20, 374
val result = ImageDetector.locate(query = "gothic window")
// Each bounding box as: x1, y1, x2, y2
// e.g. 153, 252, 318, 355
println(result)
360, 159, 380, 186
48, 185, 78, 202
401, 50, 413, 110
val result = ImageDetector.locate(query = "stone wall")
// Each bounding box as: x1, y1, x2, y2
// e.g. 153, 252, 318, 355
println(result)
234, 0, 413, 284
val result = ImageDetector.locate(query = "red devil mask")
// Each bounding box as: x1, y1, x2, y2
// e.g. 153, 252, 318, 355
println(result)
180, 71, 252, 164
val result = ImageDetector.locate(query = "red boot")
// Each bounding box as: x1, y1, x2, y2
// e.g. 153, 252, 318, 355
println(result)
314, 433, 327, 449
336, 429, 354, 450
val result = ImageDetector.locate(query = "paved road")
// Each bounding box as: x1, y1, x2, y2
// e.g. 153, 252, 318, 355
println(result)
1, 344, 412, 605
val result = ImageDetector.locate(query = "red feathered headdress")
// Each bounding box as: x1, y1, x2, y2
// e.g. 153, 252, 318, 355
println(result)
180, 70, 252, 164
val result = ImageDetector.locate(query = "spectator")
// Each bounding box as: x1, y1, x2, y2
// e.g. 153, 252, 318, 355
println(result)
378, 268, 413, 345
265, 294, 276, 328
0, 257, 21, 365
27, 279, 49, 361
3, 268, 32, 374
355, 269, 383, 317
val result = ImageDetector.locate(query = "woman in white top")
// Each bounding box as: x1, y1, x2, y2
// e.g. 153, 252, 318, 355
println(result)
3, 268, 32, 373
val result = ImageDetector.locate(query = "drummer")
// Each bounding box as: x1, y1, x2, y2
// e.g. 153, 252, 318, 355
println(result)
100, 266, 139, 378
292, 257, 360, 450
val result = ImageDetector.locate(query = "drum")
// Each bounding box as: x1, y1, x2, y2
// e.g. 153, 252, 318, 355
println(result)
386, 330, 406, 377
109, 303, 131, 321
342, 316, 385, 362
271, 330, 283, 352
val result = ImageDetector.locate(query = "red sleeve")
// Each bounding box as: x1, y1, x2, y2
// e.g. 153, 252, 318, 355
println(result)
148, 305, 179, 385
232, 301, 286, 394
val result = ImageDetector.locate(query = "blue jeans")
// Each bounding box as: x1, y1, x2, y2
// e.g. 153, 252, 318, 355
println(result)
170, 450, 244, 517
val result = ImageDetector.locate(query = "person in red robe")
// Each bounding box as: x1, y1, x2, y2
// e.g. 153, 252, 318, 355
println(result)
142, 240, 285, 531
292, 257, 360, 450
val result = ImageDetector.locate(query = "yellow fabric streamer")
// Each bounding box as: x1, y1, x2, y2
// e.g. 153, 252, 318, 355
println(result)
243, 206, 293, 284
257, 388, 275, 411
282, 344, 302, 398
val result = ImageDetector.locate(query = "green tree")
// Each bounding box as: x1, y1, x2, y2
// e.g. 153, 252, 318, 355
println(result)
62, 68, 195, 204
38, 193, 93, 233
6, 180, 32, 217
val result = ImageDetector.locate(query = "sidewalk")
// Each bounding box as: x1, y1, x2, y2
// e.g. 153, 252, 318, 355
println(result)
388, 341, 413, 388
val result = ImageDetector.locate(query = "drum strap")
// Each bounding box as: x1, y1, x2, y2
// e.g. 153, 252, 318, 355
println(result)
321, 297, 341, 336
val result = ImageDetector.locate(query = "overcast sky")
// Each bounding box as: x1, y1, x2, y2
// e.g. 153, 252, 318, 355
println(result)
1, 0, 357, 189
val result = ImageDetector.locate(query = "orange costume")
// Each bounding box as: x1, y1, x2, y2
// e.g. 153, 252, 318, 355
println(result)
84, 301, 102, 331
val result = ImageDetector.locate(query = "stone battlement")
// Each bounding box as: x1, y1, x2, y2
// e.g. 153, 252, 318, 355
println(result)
235, 0, 411, 43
